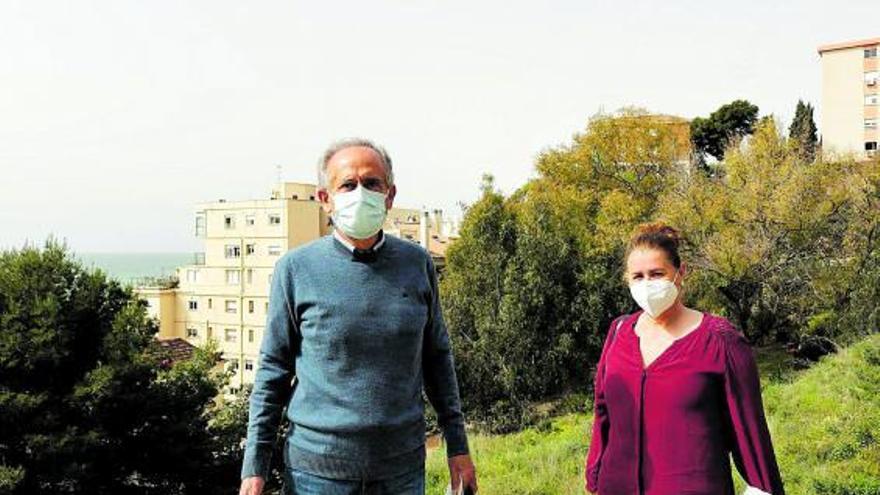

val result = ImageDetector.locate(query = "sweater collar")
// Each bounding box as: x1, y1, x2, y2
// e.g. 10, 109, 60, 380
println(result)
332, 230, 386, 262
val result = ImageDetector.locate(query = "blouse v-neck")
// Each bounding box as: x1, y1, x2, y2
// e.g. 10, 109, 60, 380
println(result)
630, 310, 707, 370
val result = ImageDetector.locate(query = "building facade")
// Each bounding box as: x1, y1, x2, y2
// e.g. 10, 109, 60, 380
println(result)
818, 37, 880, 159
138, 182, 457, 394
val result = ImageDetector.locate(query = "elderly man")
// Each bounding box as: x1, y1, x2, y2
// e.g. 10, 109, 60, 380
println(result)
239, 138, 477, 495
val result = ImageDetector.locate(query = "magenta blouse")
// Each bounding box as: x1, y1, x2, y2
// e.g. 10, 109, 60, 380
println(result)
584, 311, 785, 494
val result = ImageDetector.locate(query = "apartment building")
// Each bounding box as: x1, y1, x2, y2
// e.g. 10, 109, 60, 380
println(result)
138, 182, 457, 394
818, 37, 880, 159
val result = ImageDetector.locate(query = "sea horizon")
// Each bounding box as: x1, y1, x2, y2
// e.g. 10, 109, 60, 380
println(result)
74, 251, 192, 286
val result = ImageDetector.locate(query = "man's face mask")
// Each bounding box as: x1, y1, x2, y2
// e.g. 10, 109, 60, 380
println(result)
331, 183, 388, 239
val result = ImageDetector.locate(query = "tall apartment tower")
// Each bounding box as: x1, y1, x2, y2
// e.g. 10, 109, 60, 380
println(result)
818, 37, 880, 159
138, 182, 454, 394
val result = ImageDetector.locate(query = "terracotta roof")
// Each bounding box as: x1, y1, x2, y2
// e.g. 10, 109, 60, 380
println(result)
818, 37, 880, 54
154, 337, 198, 365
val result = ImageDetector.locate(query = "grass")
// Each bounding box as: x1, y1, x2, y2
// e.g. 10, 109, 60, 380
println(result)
762, 334, 880, 494
426, 412, 591, 495
425, 335, 880, 495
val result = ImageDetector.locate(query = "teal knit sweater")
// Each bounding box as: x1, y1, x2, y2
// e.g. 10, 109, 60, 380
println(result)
241, 234, 469, 481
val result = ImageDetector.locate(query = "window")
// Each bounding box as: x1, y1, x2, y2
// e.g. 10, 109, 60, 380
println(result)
246, 243, 255, 256
224, 215, 235, 229
866, 47, 878, 58
268, 245, 281, 256
195, 214, 206, 236
866, 71, 879, 86
245, 359, 254, 371
207, 326, 213, 340
268, 213, 281, 225
268, 274, 273, 285
225, 328, 238, 343
248, 300, 254, 313
248, 329, 255, 343
226, 269, 241, 285
245, 214, 255, 226
229, 387, 239, 395
186, 327, 198, 338
225, 300, 238, 314
188, 299, 198, 311
247, 268, 254, 284
264, 301, 269, 313
866, 142, 878, 151
186, 269, 198, 283
867, 119, 878, 129
225, 244, 241, 258
208, 298, 212, 309
867, 94, 879, 106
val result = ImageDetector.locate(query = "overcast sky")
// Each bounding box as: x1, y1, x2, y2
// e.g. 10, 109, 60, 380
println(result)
1, 0, 877, 252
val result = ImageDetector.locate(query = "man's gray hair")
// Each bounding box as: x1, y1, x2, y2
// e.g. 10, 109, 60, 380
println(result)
317, 138, 394, 189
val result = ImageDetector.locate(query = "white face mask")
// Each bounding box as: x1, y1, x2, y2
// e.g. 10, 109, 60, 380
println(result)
330, 184, 388, 239
629, 271, 680, 318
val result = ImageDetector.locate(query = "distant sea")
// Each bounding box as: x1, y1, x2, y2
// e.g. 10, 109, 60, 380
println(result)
74, 252, 192, 286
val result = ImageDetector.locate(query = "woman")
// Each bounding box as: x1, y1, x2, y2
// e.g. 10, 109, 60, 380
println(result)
584, 223, 785, 494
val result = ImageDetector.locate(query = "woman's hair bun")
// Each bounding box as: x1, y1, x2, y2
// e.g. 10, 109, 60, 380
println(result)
636, 222, 681, 246
627, 222, 683, 268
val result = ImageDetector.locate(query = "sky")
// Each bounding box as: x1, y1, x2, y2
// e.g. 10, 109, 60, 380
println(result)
1, 0, 877, 252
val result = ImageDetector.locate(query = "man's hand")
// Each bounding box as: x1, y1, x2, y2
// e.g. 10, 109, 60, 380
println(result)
239, 476, 265, 495
448, 454, 477, 494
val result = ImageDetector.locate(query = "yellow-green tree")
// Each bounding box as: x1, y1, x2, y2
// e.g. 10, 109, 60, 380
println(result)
660, 118, 872, 342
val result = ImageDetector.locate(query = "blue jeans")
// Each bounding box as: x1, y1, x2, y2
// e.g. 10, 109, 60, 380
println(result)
282, 466, 425, 495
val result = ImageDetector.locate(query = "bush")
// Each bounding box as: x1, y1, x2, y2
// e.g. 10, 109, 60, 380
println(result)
0, 240, 234, 494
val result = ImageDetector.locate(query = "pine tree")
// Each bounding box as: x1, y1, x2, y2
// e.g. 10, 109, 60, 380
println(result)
0, 240, 239, 494
789, 99, 819, 162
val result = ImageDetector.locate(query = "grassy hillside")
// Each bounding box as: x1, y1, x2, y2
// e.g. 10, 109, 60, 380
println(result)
426, 334, 880, 494
762, 334, 880, 494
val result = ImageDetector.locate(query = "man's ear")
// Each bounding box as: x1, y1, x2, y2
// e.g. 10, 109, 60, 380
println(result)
385, 185, 397, 210
317, 188, 332, 214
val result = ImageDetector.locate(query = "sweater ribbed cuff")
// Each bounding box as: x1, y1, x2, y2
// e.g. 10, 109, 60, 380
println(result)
444, 424, 469, 458
241, 445, 272, 480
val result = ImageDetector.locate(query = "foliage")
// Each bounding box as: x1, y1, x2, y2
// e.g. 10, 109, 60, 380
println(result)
443, 110, 683, 431
445, 109, 880, 431
690, 99, 760, 162
661, 119, 879, 343
789, 99, 819, 162
0, 240, 235, 495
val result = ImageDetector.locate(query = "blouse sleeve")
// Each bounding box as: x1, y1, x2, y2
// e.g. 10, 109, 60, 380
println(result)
584, 317, 621, 493
722, 327, 785, 495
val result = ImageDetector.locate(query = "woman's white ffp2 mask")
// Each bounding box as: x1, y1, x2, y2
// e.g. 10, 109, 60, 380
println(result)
629, 271, 680, 318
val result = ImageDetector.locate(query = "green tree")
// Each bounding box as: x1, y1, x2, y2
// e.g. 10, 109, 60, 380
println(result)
443, 110, 681, 430
691, 99, 760, 162
0, 240, 235, 494
789, 99, 819, 162
661, 119, 865, 343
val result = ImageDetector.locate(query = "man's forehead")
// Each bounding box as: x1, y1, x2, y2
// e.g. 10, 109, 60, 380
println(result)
328, 146, 384, 167
326, 148, 387, 181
